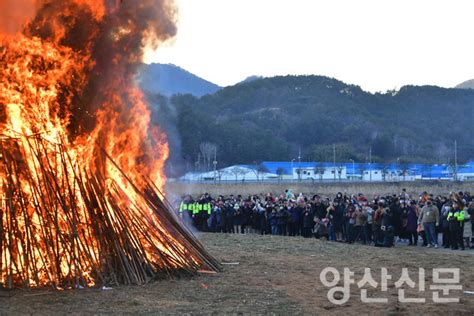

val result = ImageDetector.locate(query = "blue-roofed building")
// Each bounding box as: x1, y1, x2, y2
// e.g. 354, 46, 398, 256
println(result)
261, 161, 443, 182
458, 161, 474, 181
180, 164, 278, 182
261, 161, 346, 181
178, 160, 474, 182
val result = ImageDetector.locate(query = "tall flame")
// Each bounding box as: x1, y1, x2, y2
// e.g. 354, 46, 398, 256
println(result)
0, 0, 217, 289
1, 0, 175, 191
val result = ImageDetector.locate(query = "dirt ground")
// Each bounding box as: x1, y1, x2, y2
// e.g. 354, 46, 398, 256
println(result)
1, 233, 474, 315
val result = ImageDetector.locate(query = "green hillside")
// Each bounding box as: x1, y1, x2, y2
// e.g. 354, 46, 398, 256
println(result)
164, 75, 474, 169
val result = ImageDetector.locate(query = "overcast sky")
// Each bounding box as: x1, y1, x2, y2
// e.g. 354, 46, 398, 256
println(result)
144, 0, 474, 93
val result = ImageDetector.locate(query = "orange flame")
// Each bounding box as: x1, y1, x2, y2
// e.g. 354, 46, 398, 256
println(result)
0, 0, 189, 288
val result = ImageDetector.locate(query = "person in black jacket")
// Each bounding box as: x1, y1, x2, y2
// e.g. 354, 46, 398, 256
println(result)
332, 201, 345, 242
390, 198, 403, 241
302, 205, 315, 237
276, 206, 289, 236
375, 201, 395, 247
288, 201, 303, 236
269, 207, 278, 235
311, 196, 327, 220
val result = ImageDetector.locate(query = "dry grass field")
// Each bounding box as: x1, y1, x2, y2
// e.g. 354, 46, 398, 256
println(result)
1, 233, 474, 315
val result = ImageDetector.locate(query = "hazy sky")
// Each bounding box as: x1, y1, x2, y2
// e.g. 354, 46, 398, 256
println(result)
144, 0, 474, 92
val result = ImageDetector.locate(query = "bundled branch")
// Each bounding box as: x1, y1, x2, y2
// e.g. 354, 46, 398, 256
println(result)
0, 135, 221, 289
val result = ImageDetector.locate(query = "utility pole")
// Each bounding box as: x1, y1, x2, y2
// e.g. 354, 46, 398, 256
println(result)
333, 144, 336, 181
213, 147, 217, 184
291, 158, 295, 183
396, 157, 400, 181
369, 147, 372, 182
454, 140, 458, 181
349, 159, 355, 182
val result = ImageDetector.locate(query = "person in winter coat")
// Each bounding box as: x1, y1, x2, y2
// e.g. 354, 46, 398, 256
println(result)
311, 196, 327, 220
375, 203, 395, 247
463, 204, 472, 248
365, 202, 374, 242
242, 202, 253, 234
390, 198, 403, 241
352, 205, 368, 244
302, 205, 315, 238
469, 201, 474, 248
467, 201, 474, 249
373, 201, 385, 244
399, 200, 409, 241
208, 204, 220, 233
288, 202, 303, 236
440, 202, 452, 248
332, 201, 345, 242
326, 202, 338, 241
418, 200, 440, 248
406, 201, 419, 246
345, 203, 356, 243
276, 206, 289, 236
218, 202, 228, 233
448, 200, 465, 250
232, 203, 243, 234
313, 217, 329, 239
252, 202, 264, 234
268, 208, 278, 235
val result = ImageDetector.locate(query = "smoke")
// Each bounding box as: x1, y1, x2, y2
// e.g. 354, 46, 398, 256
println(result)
17, 0, 177, 133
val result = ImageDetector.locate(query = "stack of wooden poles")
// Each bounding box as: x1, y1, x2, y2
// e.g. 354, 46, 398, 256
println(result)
0, 135, 221, 289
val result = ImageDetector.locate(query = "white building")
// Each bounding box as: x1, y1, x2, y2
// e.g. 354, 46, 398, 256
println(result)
292, 166, 347, 181
180, 165, 278, 182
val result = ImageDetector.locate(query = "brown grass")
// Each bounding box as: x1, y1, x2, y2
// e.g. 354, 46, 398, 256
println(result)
167, 181, 474, 198
1, 233, 473, 314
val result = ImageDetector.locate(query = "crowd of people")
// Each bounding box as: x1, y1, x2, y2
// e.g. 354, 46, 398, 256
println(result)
178, 189, 474, 250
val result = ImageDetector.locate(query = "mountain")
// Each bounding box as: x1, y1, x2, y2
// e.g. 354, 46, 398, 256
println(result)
170, 75, 474, 167
138, 63, 221, 97
239, 75, 263, 84
456, 79, 474, 89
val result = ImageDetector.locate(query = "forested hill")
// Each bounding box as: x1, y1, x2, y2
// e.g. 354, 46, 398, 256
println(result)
168, 75, 474, 168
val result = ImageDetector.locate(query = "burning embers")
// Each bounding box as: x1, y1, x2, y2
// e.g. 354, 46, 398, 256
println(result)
0, 0, 220, 288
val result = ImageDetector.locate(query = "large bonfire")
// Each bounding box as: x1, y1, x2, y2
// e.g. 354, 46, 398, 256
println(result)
0, 0, 220, 289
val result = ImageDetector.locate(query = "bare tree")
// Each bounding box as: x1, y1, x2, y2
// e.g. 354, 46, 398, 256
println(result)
359, 166, 366, 182
195, 153, 201, 172
216, 168, 227, 183
381, 166, 390, 182
251, 163, 270, 182
295, 168, 304, 182
400, 164, 410, 181
200, 142, 217, 171
315, 167, 326, 182
337, 166, 344, 181
238, 168, 249, 182
229, 167, 242, 182
257, 164, 270, 182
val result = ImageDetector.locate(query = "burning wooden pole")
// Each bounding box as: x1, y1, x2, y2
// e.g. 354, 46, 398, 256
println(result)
0, 135, 221, 289
0, 0, 214, 290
